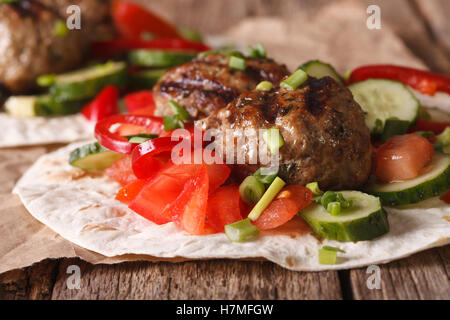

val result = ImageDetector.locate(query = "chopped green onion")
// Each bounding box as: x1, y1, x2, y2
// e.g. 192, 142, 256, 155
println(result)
263, 128, 285, 154
247, 43, 266, 58
327, 201, 341, 216
164, 115, 184, 131
53, 19, 68, 37
253, 167, 278, 185
318, 246, 345, 265
380, 118, 410, 141
280, 69, 308, 90
225, 218, 260, 242
37, 74, 56, 87
255, 81, 273, 91
373, 118, 383, 135
168, 100, 190, 120
229, 56, 246, 71
306, 182, 323, 196
318, 191, 336, 207
129, 136, 153, 144
248, 177, 286, 221
239, 176, 265, 205
226, 51, 245, 58
336, 193, 353, 209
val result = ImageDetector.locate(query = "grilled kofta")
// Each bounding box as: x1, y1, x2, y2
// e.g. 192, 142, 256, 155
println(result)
0, 0, 112, 93
197, 76, 373, 190
152, 53, 290, 119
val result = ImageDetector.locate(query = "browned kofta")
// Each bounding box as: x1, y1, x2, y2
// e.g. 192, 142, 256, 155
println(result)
197, 76, 373, 190
0, 0, 112, 93
152, 53, 290, 119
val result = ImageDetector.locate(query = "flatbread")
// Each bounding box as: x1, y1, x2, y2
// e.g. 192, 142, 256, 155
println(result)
0, 113, 93, 148
12, 142, 450, 271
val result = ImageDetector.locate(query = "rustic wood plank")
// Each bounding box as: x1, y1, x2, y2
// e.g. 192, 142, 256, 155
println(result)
51, 259, 342, 300
348, 246, 450, 300
0, 259, 59, 300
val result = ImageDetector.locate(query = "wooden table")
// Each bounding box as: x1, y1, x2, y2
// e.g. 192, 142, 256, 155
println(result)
0, 0, 449, 300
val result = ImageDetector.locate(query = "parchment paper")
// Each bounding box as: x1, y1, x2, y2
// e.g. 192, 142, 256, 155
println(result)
0, 0, 442, 274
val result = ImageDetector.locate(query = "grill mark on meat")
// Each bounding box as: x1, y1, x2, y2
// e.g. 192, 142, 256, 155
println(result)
305, 77, 333, 116
158, 81, 237, 104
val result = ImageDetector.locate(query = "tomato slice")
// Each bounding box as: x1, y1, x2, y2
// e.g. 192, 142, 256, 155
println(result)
128, 168, 185, 225
165, 165, 210, 235
253, 185, 313, 230
375, 133, 435, 183
115, 179, 147, 204
206, 185, 242, 233
104, 155, 137, 186
95, 114, 165, 154
112, 0, 181, 39
124, 90, 155, 113
81, 86, 119, 122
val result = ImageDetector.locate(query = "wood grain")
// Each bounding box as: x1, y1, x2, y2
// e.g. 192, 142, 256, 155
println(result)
349, 246, 450, 300
0, 0, 449, 300
51, 259, 342, 300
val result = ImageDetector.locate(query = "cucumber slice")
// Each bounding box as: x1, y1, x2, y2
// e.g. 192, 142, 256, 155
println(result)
301, 191, 389, 242
69, 142, 124, 171
49, 61, 127, 102
129, 69, 167, 89
37, 95, 87, 115
365, 153, 450, 206
299, 60, 342, 83
348, 79, 419, 133
4, 95, 87, 117
4, 96, 40, 117
128, 50, 196, 67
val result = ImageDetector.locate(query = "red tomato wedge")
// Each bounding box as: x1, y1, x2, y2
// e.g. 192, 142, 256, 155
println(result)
124, 90, 155, 113
165, 166, 209, 235
253, 185, 313, 230
206, 185, 242, 233
81, 86, 119, 122
129, 172, 185, 225
104, 155, 137, 186
112, 0, 181, 39
115, 179, 147, 204
374, 134, 434, 183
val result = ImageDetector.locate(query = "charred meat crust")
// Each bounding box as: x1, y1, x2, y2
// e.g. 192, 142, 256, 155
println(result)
198, 76, 373, 190
153, 54, 290, 119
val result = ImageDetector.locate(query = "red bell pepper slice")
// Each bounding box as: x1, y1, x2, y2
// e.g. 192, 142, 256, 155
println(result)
95, 114, 165, 154
124, 90, 155, 113
91, 38, 210, 57
104, 155, 137, 186
81, 86, 119, 122
131, 136, 180, 179
347, 65, 450, 96
440, 190, 450, 205
112, 0, 181, 39
165, 165, 210, 235
206, 185, 242, 233
409, 118, 450, 135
